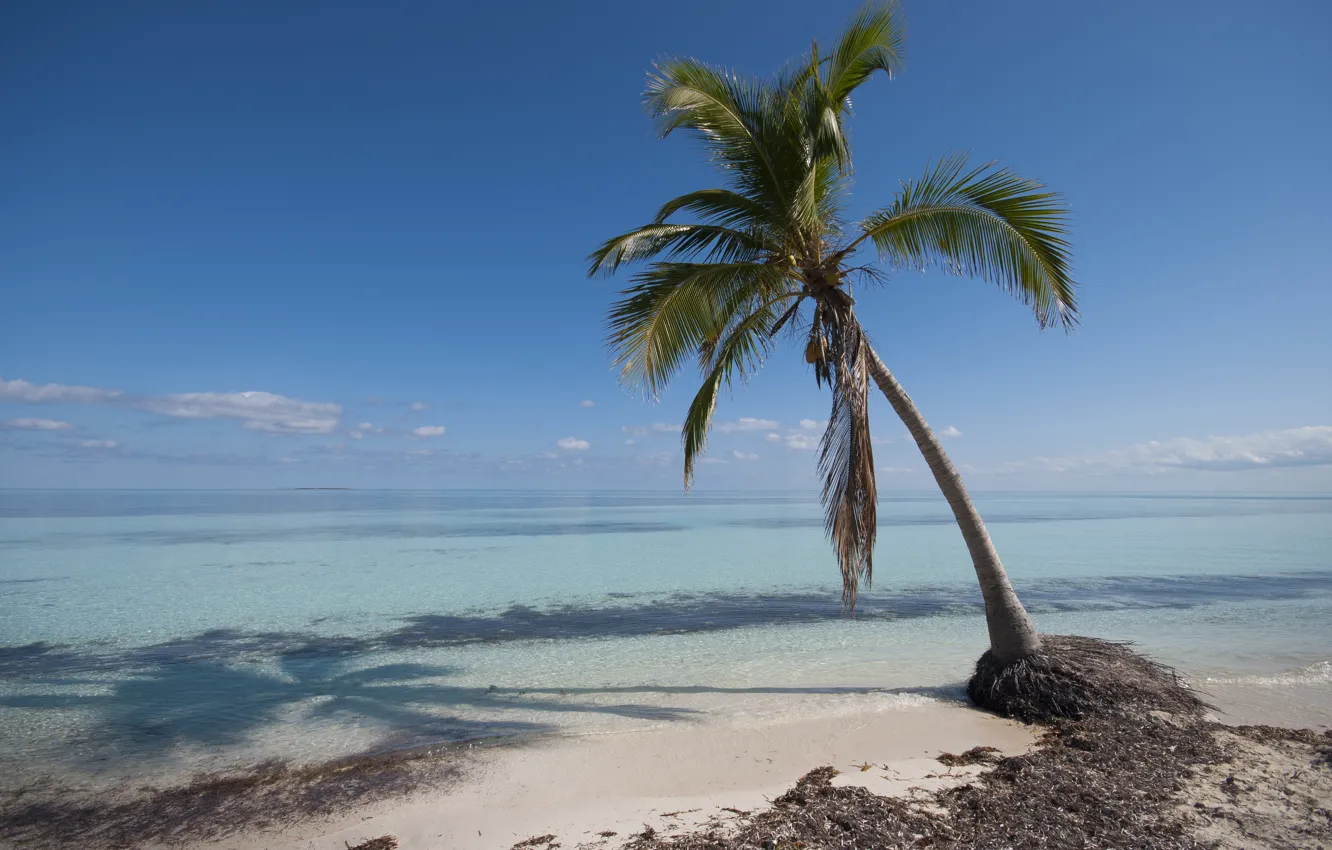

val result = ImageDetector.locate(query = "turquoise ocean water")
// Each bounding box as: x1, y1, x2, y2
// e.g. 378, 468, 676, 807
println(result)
1, 490, 1329, 790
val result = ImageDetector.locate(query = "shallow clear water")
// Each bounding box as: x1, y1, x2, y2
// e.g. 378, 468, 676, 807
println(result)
1, 489, 1330, 788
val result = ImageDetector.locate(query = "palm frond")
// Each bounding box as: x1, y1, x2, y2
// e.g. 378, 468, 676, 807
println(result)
801, 3, 904, 172
644, 59, 804, 215
767, 299, 804, 337
815, 316, 877, 607
588, 222, 769, 276
786, 85, 849, 238
654, 188, 777, 231
606, 262, 784, 398
681, 298, 791, 487
698, 275, 800, 374
812, 154, 849, 241
824, 2, 906, 104
808, 88, 851, 171
854, 154, 1077, 328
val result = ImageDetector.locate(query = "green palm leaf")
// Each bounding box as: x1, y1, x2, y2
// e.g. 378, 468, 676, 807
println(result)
681, 297, 793, 487
824, 2, 906, 104
654, 188, 777, 232
644, 59, 800, 215
588, 223, 768, 276
853, 154, 1077, 328
808, 2, 905, 170
606, 262, 785, 398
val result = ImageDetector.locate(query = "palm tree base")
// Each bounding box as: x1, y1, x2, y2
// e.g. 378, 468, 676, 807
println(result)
967, 635, 1208, 723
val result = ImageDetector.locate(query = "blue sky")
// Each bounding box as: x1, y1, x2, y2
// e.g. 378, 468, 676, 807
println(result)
3, 0, 1330, 491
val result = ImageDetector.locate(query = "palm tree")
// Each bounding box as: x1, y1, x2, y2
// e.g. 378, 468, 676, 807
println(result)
589, 3, 1074, 665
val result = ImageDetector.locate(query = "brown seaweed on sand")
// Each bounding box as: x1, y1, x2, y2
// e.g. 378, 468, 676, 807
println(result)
617, 653, 1330, 850
0, 743, 467, 850
511, 834, 560, 848
935, 746, 1001, 767
619, 718, 1332, 850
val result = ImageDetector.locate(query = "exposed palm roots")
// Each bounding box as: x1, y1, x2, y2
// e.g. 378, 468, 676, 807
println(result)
967, 634, 1208, 722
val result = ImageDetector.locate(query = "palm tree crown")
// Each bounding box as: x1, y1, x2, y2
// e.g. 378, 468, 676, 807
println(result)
591, 2, 1076, 609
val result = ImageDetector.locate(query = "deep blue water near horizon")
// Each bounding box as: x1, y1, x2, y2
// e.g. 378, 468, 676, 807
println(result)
2, 489, 1330, 790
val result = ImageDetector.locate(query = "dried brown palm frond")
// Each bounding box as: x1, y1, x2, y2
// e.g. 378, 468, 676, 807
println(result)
812, 303, 877, 609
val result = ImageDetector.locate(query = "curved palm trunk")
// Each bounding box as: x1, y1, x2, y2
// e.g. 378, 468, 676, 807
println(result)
865, 345, 1042, 662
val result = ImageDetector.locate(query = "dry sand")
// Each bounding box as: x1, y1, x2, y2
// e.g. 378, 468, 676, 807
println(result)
1181, 725, 1332, 850
222, 696, 1033, 850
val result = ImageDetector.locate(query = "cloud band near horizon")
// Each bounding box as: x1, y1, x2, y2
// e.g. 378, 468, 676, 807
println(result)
1, 377, 341, 435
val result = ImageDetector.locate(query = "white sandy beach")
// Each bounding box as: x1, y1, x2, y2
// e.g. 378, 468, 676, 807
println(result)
198, 696, 1033, 850
168, 674, 1332, 850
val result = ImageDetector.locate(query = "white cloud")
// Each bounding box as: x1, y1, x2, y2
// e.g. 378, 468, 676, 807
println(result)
141, 392, 341, 434
0, 378, 120, 404
715, 417, 779, 434
407, 448, 434, 457
535, 451, 559, 459
557, 437, 590, 451
622, 439, 637, 446
785, 433, 819, 450
409, 401, 429, 411
939, 425, 962, 438
279, 457, 301, 464
410, 425, 447, 438
80, 439, 118, 449
652, 422, 680, 433
731, 450, 759, 461
349, 422, 387, 439
3, 418, 73, 431
764, 432, 782, 443
994, 426, 1332, 476
871, 435, 895, 445
879, 466, 914, 475
1, 377, 342, 435
699, 456, 727, 465
798, 419, 825, 430
579, 400, 596, 408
